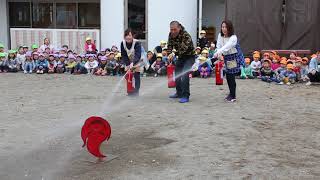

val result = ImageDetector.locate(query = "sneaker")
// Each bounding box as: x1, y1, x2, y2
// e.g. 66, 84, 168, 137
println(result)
179, 97, 189, 103
24, 70, 27, 74
169, 93, 181, 99
226, 98, 237, 103
224, 94, 231, 101
306, 81, 312, 86
286, 82, 291, 85
278, 82, 284, 85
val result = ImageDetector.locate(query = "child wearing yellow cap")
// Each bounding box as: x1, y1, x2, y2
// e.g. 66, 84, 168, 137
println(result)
240, 58, 254, 79
151, 53, 165, 77
278, 64, 297, 85
198, 56, 212, 78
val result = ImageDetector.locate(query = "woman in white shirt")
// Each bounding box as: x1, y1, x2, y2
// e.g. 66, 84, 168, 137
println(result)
214, 20, 244, 102
39, 38, 55, 53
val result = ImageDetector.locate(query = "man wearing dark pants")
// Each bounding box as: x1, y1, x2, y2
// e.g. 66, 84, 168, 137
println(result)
167, 21, 195, 103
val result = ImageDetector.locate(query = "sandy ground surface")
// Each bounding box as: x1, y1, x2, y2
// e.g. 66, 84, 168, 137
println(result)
0, 73, 320, 180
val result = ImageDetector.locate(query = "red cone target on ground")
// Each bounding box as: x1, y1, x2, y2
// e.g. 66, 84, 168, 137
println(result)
81, 116, 111, 158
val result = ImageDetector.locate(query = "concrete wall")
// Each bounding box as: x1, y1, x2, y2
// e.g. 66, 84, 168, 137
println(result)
101, 0, 125, 49
202, 0, 225, 31
0, 0, 9, 49
148, 0, 198, 51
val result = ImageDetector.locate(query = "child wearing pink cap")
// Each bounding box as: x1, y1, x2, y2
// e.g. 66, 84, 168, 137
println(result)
56, 54, 67, 73
95, 56, 108, 76
65, 54, 77, 74
23, 52, 35, 74
84, 54, 98, 74
35, 53, 48, 74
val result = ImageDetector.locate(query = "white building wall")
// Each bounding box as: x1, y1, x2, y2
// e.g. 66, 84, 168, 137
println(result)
0, 0, 9, 49
101, 0, 125, 49
148, 0, 198, 51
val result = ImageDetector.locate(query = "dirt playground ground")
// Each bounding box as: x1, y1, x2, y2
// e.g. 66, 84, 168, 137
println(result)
0, 73, 320, 180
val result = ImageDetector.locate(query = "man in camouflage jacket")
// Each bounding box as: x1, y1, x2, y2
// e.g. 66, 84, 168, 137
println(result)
167, 21, 195, 103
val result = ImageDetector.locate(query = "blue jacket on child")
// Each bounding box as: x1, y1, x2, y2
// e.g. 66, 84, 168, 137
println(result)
36, 59, 48, 69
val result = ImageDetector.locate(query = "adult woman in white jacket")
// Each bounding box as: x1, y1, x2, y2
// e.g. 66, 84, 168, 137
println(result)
214, 20, 244, 102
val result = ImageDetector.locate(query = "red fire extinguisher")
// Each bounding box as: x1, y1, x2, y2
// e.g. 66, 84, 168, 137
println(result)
167, 63, 176, 88
125, 70, 135, 94
215, 61, 224, 85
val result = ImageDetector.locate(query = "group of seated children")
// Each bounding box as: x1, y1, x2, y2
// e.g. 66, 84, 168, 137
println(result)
240, 51, 318, 85
0, 43, 125, 76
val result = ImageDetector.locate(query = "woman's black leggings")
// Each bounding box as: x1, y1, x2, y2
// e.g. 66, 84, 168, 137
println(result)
226, 73, 236, 99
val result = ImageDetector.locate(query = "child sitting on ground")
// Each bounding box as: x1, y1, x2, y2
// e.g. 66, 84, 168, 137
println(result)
201, 49, 212, 67
115, 53, 124, 75
251, 53, 261, 77
85, 54, 98, 74
271, 55, 281, 71
95, 56, 108, 76
47, 54, 56, 74
7, 50, 19, 72
23, 52, 35, 74
195, 47, 201, 58
279, 64, 296, 85
56, 54, 67, 73
191, 55, 201, 78
275, 59, 287, 80
106, 52, 117, 76
240, 58, 254, 79
293, 58, 302, 82
300, 58, 309, 82
65, 54, 77, 74
74, 55, 87, 74
151, 53, 166, 77
289, 52, 297, 63
0, 53, 8, 73
198, 56, 212, 78
35, 53, 48, 74
260, 59, 277, 83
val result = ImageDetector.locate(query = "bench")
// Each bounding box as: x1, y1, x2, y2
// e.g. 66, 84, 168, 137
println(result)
260, 50, 312, 57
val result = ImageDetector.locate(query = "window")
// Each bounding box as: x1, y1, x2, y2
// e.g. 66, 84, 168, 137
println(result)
9, 2, 31, 27
56, 3, 77, 29
32, 3, 54, 28
78, 3, 100, 28
128, 0, 146, 39
8, 2, 100, 29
